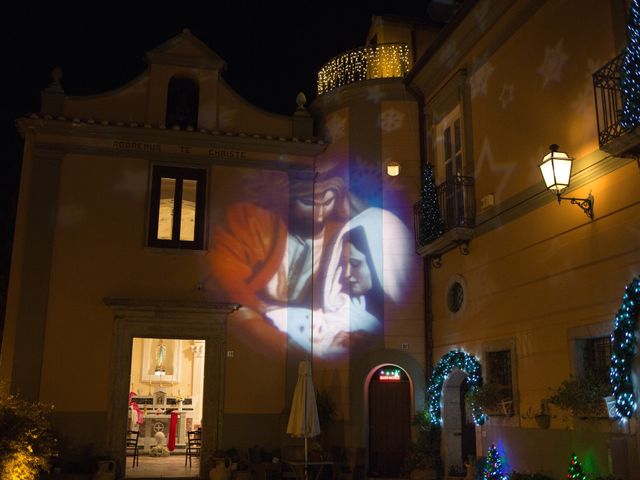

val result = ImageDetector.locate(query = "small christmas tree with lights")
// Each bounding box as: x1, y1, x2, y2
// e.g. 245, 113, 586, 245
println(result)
482, 444, 508, 480
621, 0, 640, 129
566, 453, 587, 480
419, 163, 445, 244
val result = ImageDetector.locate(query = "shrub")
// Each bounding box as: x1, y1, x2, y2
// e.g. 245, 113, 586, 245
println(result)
547, 373, 611, 417
404, 412, 443, 475
0, 388, 56, 480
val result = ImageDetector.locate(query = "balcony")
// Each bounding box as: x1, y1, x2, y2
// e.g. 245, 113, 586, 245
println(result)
317, 43, 410, 95
414, 175, 475, 261
593, 53, 640, 155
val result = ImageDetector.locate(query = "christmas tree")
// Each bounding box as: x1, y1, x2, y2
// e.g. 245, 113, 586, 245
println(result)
482, 444, 508, 480
419, 163, 445, 244
566, 453, 587, 480
621, 0, 640, 129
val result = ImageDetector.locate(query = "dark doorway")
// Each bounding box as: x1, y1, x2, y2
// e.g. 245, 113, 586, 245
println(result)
459, 377, 476, 464
369, 366, 411, 477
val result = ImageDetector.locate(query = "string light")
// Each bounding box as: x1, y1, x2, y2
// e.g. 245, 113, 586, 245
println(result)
426, 349, 485, 426
418, 163, 445, 244
482, 444, 508, 480
621, 0, 640, 129
610, 276, 640, 418
566, 453, 587, 480
317, 43, 410, 95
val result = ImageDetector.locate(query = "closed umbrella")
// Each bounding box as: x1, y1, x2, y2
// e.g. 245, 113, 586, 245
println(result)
287, 359, 321, 478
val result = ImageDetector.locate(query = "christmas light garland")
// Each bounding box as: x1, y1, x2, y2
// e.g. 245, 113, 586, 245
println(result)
621, 0, 640, 129
610, 276, 640, 418
317, 43, 410, 95
426, 349, 485, 425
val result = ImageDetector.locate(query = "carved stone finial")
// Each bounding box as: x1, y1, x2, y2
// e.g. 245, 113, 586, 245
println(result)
52, 66, 63, 83
296, 92, 307, 109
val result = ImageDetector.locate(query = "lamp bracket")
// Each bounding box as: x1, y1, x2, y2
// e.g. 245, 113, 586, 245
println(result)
557, 193, 594, 220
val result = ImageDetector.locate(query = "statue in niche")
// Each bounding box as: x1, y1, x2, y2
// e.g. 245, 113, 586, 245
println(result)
155, 340, 167, 375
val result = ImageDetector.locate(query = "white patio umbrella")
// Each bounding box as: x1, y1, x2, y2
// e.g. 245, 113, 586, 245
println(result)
287, 359, 321, 477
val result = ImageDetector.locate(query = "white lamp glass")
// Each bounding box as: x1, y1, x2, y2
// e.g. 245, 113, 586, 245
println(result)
387, 162, 400, 177
539, 147, 573, 193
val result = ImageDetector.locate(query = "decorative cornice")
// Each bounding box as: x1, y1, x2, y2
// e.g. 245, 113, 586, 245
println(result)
18, 114, 323, 147
103, 297, 239, 315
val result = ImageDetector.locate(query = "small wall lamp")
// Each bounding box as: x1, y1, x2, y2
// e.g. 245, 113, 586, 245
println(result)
538, 144, 594, 219
386, 161, 400, 176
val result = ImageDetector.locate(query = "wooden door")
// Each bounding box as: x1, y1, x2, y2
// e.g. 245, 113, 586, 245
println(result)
369, 367, 411, 477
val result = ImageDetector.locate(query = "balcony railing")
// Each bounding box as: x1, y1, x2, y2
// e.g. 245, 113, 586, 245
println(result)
593, 53, 640, 155
317, 42, 410, 95
414, 175, 475, 256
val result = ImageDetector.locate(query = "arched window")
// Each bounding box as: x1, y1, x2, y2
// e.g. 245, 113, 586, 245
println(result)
165, 76, 199, 129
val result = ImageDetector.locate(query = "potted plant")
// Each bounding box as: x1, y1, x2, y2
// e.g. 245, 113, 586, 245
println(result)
520, 401, 551, 429
547, 373, 611, 419
465, 382, 512, 417
404, 413, 442, 480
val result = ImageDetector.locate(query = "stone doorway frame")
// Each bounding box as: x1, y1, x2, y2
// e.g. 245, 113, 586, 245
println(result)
441, 368, 472, 472
104, 298, 236, 478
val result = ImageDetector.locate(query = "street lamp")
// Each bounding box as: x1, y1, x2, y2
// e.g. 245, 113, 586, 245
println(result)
538, 144, 594, 219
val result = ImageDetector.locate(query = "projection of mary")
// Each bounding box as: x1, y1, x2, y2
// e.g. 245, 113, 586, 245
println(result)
309, 207, 413, 356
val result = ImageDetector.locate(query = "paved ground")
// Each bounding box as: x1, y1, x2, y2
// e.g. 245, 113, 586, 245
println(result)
125, 453, 200, 478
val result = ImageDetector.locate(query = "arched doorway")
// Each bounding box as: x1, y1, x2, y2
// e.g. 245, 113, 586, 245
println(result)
442, 368, 476, 471
368, 365, 411, 477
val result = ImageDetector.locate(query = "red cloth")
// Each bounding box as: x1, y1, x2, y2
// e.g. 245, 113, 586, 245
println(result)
168, 412, 178, 451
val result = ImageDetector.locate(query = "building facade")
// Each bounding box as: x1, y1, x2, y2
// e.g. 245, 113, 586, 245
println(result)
2, 1, 640, 479
410, 0, 639, 478
1, 27, 426, 479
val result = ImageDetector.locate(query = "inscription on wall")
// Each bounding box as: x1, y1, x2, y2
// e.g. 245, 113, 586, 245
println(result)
111, 140, 246, 159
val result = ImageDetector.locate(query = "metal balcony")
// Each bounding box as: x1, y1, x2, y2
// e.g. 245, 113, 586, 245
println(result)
414, 175, 475, 261
593, 53, 640, 155
317, 43, 410, 95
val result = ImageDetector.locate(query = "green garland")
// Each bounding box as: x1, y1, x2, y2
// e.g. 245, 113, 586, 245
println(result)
610, 276, 640, 418
427, 350, 485, 425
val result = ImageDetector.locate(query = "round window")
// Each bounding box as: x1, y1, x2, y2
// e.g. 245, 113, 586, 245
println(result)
447, 281, 464, 313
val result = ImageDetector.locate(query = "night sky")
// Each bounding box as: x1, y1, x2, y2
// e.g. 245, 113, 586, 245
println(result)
0, 2, 441, 340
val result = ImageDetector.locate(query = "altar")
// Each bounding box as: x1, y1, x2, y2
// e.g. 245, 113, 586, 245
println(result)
139, 411, 188, 452
130, 391, 194, 452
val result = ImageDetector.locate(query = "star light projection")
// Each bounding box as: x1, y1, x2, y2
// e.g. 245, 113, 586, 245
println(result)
537, 38, 568, 88
621, 0, 640, 129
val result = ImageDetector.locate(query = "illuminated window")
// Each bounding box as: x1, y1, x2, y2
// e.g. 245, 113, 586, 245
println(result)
166, 76, 199, 129
148, 166, 206, 249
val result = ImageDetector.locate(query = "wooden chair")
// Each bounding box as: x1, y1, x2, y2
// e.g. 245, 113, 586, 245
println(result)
185, 428, 202, 467
126, 430, 140, 468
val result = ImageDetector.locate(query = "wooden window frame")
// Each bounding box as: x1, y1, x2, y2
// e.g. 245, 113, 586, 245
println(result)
148, 165, 206, 250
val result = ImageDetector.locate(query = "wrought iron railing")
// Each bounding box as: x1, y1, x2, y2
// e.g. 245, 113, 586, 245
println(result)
413, 175, 475, 247
593, 53, 627, 147
317, 43, 410, 95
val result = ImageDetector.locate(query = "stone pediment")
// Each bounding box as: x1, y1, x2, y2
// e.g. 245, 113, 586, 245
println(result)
145, 28, 226, 71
